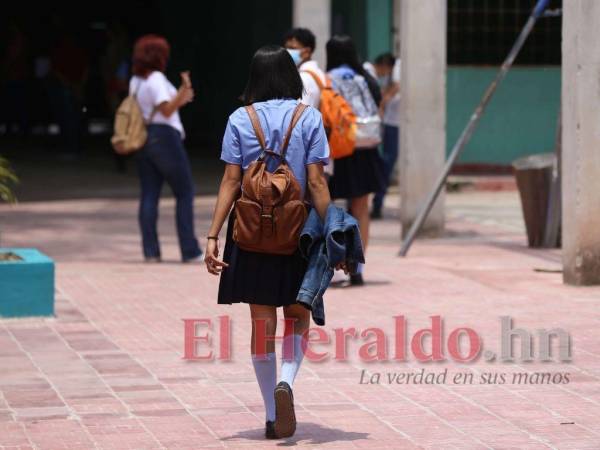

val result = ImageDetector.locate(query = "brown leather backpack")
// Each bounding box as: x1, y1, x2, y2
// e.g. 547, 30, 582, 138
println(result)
233, 103, 308, 255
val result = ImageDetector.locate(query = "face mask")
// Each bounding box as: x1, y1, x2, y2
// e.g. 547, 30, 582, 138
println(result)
287, 48, 302, 66
378, 74, 391, 87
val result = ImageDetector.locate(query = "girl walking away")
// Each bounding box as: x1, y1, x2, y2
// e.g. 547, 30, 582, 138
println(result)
204, 45, 332, 439
130, 35, 202, 263
326, 35, 385, 285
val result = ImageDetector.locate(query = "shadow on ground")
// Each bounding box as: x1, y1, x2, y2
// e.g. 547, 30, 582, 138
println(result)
221, 422, 370, 446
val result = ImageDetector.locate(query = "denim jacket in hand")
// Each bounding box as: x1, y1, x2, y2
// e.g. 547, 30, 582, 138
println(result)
297, 204, 365, 325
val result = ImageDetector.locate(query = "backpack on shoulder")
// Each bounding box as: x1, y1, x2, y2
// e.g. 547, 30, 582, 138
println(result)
302, 70, 356, 160
111, 82, 156, 155
233, 103, 309, 255
328, 73, 382, 149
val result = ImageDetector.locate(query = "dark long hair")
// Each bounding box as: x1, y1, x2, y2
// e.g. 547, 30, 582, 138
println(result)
241, 45, 303, 105
326, 35, 382, 106
326, 35, 367, 77
132, 34, 170, 77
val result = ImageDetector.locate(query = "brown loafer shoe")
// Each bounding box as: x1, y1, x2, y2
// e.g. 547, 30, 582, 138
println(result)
274, 381, 296, 438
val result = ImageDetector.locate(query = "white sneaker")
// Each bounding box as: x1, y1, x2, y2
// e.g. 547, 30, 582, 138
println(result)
329, 270, 349, 287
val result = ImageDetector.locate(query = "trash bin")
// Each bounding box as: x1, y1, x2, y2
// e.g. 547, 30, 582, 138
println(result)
512, 153, 556, 248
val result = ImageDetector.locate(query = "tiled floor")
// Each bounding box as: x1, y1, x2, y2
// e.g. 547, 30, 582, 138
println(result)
1, 192, 599, 449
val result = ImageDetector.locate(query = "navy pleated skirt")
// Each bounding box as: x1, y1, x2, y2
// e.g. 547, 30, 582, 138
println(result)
217, 212, 307, 307
328, 147, 385, 199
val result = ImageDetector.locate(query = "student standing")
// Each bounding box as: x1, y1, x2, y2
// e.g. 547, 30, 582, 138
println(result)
282, 27, 326, 109
326, 35, 385, 285
371, 53, 401, 219
130, 35, 202, 262
204, 45, 331, 439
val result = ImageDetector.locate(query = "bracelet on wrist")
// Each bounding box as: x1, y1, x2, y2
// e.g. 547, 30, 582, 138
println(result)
207, 236, 219, 240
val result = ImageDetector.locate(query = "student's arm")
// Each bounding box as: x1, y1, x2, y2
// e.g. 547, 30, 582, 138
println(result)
307, 163, 347, 273
382, 82, 400, 104
157, 88, 193, 118
307, 163, 331, 221
379, 82, 400, 115
155, 73, 194, 118
305, 109, 331, 221
205, 164, 242, 275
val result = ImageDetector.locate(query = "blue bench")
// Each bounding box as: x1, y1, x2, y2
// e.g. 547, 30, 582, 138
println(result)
0, 248, 54, 317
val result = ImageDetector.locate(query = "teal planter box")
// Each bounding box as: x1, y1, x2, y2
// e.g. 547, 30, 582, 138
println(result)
0, 248, 54, 317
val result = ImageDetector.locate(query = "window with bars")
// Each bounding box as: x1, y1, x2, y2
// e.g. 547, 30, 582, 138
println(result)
447, 0, 562, 65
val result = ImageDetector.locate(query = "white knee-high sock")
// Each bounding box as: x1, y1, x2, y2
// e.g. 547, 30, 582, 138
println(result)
356, 262, 364, 274
251, 352, 277, 422
280, 334, 305, 387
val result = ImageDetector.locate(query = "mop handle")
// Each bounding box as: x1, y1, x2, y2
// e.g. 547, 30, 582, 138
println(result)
399, 0, 552, 257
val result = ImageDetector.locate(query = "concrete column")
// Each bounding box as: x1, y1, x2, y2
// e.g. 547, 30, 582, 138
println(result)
562, 0, 600, 285
398, 0, 446, 237
293, 0, 331, 69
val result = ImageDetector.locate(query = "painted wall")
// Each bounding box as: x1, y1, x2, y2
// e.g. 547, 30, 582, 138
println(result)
447, 67, 561, 165
365, 0, 393, 60
331, 0, 393, 61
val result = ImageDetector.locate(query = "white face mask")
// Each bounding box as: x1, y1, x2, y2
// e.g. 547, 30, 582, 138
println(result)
287, 48, 302, 66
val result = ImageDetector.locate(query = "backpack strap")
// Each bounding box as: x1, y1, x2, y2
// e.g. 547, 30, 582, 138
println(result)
133, 77, 159, 125
244, 105, 267, 151
245, 103, 307, 160
301, 70, 326, 91
132, 77, 142, 98
281, 103, 308, 158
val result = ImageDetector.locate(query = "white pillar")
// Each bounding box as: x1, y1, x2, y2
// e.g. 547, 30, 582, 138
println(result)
562, 0, 600, 285
293, 0, 331, 69
398, 0, 446, 237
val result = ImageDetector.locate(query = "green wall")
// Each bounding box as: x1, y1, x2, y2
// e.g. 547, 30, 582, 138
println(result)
447, 67, 561, 164
365, 0, 393, 60
331, 1, 560, 166
332, 0, 392, 61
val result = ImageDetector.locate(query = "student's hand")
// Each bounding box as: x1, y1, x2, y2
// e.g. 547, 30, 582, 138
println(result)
205, 238, 228, 275
180, 71, 192, 89
177, 85, 194, 105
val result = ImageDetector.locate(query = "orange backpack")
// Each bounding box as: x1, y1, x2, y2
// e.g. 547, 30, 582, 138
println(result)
302, 70, 356, 160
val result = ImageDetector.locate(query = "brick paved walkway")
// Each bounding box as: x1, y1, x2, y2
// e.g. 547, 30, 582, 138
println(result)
1, 192, 599, 449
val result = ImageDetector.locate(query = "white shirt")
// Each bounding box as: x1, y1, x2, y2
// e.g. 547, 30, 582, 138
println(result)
363, 61, 376, 78
298, 60, 327, 109
297, 60, 331, 174
129, 71, 185, 138
383, 59, 401, 126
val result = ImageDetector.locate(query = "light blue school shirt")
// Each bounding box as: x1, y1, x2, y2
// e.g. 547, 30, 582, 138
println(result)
221, 99, 330, 195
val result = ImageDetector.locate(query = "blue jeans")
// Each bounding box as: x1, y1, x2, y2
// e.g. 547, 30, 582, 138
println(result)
373, 125, 399, 212
137, 124, 201, 260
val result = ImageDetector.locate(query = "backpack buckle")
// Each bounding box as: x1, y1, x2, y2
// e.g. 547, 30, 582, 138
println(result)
261, 207, 274, 237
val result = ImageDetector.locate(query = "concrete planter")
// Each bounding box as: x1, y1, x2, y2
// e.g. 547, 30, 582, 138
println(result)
0, 248, 54, 317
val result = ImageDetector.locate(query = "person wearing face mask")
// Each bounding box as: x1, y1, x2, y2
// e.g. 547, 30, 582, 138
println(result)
283, 28, 326, 109
370, 52, 401, 219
